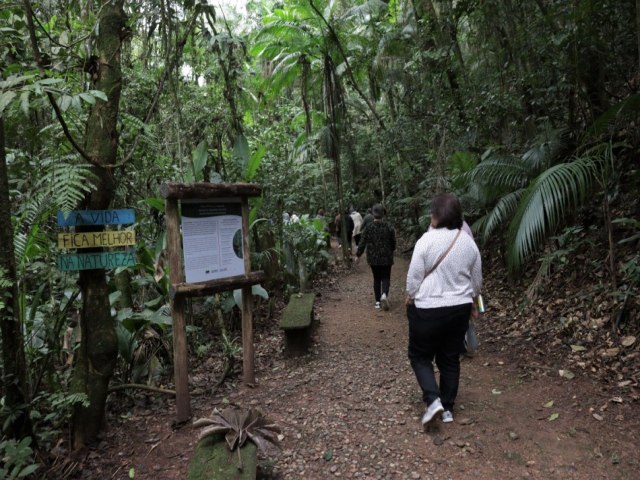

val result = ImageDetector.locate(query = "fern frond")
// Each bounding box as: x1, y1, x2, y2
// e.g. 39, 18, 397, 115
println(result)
36, 161, 97, 214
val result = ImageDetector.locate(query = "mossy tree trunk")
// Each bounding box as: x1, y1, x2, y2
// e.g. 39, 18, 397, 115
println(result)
70, 0, 126, 449
0, 118, 33, 440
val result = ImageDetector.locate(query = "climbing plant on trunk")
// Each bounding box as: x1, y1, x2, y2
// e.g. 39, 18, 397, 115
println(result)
68, 0, 126, 449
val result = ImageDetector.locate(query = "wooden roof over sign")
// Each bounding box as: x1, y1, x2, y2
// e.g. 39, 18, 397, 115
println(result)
160, 182, 262, 200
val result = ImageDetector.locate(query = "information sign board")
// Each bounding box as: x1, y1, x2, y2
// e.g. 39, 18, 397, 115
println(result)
181, 200, 245, 283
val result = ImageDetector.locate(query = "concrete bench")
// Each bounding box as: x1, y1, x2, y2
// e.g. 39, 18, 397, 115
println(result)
280, 293, 316, 357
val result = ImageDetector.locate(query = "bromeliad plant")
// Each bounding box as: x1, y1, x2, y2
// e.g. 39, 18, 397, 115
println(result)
193, 408, 280, 469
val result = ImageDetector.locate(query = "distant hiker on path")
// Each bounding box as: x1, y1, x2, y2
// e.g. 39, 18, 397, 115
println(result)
405, 193, 482, 426
355, 203, 396, 311
350, 208, 364, 250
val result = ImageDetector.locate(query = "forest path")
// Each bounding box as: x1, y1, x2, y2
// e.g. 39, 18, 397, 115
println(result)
236, 248, 638, 479
88, 245, 639, 479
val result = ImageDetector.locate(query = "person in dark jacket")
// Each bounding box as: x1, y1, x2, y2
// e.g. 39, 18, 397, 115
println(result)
362, 208, 374, 232
355, 204, 396, 310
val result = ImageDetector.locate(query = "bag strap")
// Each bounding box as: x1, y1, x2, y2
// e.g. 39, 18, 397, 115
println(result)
425, 229, 462, 278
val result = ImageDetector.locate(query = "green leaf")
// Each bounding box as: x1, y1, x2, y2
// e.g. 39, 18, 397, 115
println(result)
0, 91, 16, 116
38, 78, 63, 85
144, 197, 165, 211
19, 91, 30, 116
233, 134, 250, 171
570, 344, 586, 352
544, 400, 554, 408
251, 284, 269, 300
89, 89, 108, 101
79, 92, 96, 105
548, 413, 559, 421
18, 464, 39, 477
245, 145, 265, 181
192, 140, 208, 180
59, 95, 72, 112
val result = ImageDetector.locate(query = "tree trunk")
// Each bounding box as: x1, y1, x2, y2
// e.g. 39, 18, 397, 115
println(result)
70, 0, 126, 449
0, 117, 33, 440
637, 0, 640, 73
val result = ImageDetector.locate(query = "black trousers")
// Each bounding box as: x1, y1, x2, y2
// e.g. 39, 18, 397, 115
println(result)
407, 303, 471, 411
370, 265, 392, 302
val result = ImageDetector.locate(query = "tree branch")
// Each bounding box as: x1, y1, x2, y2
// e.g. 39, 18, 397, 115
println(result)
120, 7, 201, 166
22, 0, 99, 168
308, 0, 386, 131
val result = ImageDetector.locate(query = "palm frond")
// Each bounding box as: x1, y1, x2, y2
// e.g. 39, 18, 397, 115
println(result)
473, 188, 526, 243
521, 127, 570, 173
506, 157, 597, 271
465, 155, 531, 190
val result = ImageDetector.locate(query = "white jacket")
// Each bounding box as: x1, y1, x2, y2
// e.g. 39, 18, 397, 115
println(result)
351, 211, 364, 235
406, 228, 482, 309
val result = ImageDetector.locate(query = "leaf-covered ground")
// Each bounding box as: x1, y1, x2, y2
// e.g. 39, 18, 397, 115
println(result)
75, 244, 639, 479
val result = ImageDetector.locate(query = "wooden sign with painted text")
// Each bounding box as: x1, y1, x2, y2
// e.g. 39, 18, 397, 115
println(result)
57, 209, 135, 226
57, 250, 136, 271
57, 230, 136, 249
56, 209, 136, 271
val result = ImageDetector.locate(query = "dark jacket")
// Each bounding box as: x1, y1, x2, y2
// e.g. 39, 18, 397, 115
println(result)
356, 220, 396, 266
362, 213, 374, 232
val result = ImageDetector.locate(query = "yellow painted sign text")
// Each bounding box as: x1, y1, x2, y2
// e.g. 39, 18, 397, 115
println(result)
58, 230, 136, 249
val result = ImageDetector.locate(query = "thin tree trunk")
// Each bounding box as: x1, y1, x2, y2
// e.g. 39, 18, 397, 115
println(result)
637, 0, 640, 73
70, 0, 126, 449
0, 117, 33, 440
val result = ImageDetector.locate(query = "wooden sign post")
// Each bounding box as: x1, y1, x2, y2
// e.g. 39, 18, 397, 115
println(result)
56, 209, 136, 271
160, 182, 265, 423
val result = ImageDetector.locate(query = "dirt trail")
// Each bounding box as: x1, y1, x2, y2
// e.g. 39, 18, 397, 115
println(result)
87, 250, 639, 479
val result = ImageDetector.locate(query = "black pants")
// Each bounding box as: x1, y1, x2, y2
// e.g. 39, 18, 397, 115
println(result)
370, 264, 392, 302
407, 303, 471, 411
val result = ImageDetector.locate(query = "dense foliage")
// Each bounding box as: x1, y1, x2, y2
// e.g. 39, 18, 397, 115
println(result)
0, 0, 638, 474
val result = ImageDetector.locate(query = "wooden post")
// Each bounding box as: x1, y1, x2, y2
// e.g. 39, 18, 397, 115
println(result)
160, 182, 263, 418
165, 198, 191, 422
241, 197, 254, 384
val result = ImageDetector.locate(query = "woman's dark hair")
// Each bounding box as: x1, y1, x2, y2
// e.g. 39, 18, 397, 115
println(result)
430, 193, 463, 229
372, 203, 384, 219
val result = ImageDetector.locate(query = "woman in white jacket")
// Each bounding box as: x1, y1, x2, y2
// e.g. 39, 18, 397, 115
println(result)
405, 193, 482, 426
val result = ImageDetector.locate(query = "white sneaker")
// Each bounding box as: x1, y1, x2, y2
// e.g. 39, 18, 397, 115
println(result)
442, 411, 454, 423
380, 293, 389, 311
421, 398, 444, 425
375, 302, 381, 310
